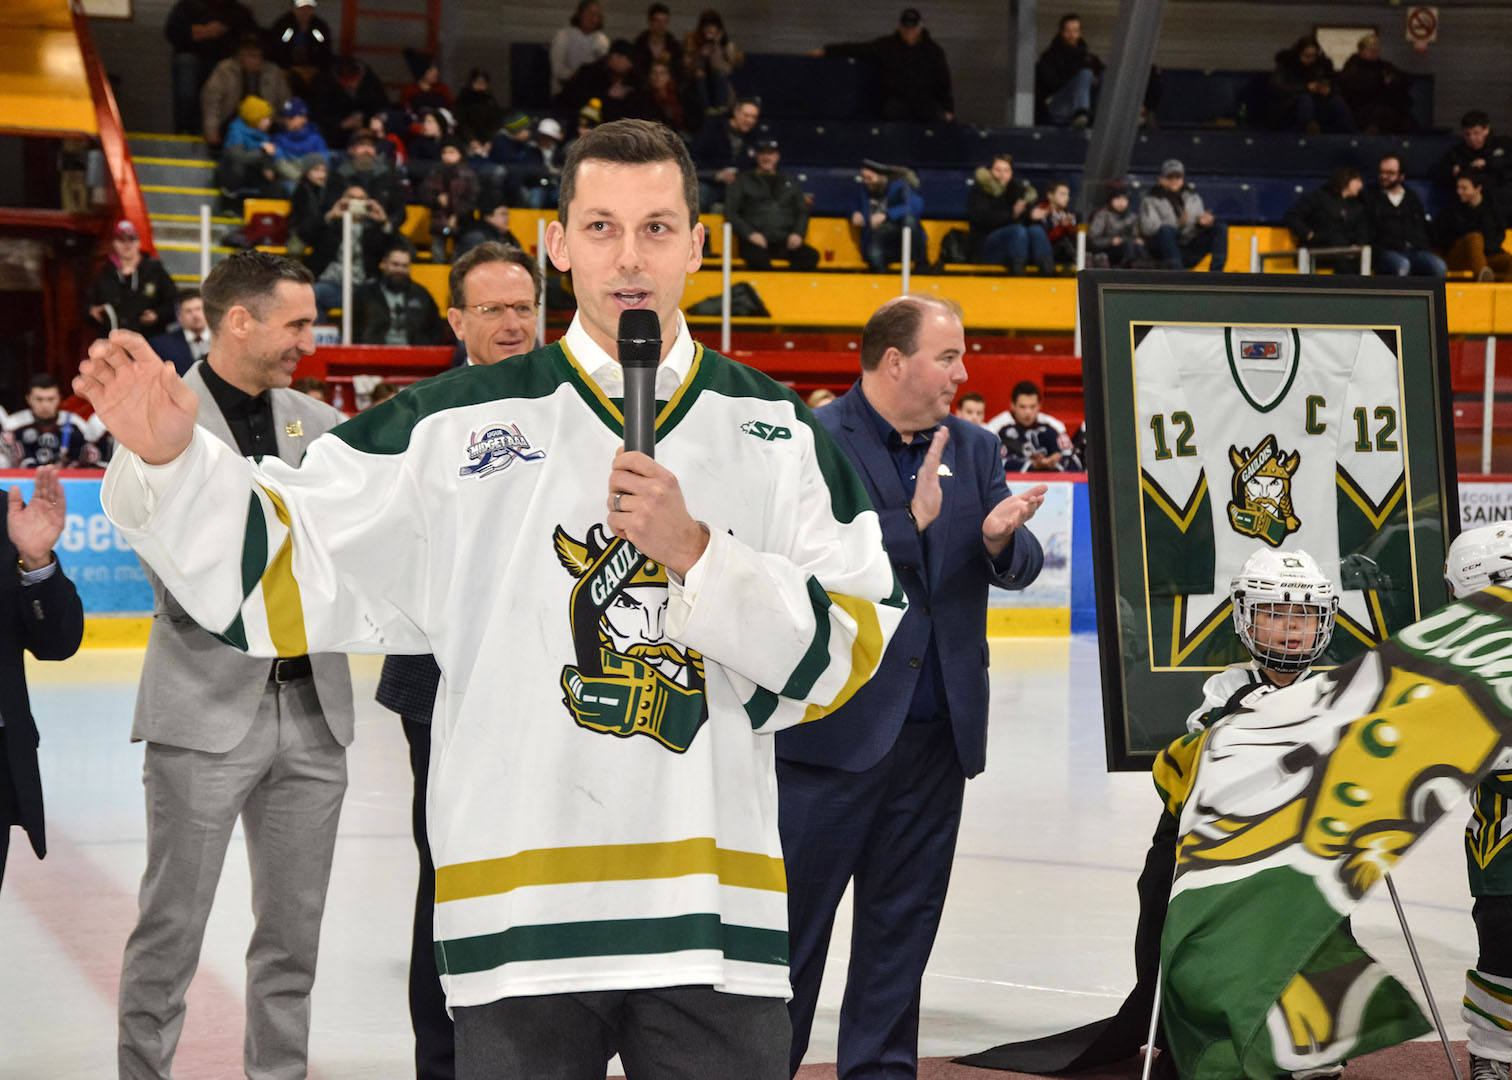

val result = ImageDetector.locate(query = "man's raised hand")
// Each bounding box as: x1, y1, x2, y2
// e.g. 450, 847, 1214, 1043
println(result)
73, 331, 199, 466
983, 483, 1048, 557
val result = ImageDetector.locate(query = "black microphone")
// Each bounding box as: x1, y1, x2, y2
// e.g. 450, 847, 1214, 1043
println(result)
618, 309, 660, 458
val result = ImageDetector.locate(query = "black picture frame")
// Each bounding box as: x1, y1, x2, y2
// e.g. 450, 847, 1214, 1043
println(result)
1079, 271, 1459, 771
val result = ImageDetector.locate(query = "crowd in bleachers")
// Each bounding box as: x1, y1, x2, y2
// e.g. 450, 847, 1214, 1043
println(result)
135, 1, 1512, 348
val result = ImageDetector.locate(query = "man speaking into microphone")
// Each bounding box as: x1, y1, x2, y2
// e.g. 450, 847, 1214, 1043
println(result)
81, 119, 902, 1080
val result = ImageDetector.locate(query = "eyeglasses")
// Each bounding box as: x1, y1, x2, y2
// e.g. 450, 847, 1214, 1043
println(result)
466, 300, 537, 319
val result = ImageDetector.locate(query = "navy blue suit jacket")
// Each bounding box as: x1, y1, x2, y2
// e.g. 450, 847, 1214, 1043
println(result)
775, 385, 1043, 778
147, 330, 198, 377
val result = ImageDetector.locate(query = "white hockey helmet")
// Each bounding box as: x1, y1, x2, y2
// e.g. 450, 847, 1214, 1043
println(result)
1229, 548, 1338, 673
1446, 524, 1512, 599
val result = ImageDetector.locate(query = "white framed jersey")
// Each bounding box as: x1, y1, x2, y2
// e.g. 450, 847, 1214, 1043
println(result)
1133, 324, 1411, 669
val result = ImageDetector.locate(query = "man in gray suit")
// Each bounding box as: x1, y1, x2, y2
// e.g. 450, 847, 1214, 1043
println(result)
116, 251, 355, 1080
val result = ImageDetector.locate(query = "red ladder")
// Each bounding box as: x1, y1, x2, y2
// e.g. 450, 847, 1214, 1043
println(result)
339, 0, 443, 93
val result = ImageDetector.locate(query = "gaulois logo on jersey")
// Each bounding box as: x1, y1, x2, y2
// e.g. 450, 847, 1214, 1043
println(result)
1240, 340, 1282, 360
553, 523, 708, 753
457, 422, 546, 479
1228, 434, 1302, 547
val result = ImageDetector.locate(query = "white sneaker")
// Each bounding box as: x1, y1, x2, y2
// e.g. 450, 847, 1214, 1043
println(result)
1472, 1054, 1512, 1080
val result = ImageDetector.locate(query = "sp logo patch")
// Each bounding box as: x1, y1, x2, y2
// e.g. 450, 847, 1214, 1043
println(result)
741, 420, 792, 442
458, 423, 547, 479
1240, 340, 1282, 360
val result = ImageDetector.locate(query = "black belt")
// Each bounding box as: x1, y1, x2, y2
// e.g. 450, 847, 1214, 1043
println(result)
270, 655, 313, 684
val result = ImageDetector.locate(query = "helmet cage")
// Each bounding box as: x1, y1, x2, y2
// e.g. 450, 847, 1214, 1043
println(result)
1231, 591, 1337, 673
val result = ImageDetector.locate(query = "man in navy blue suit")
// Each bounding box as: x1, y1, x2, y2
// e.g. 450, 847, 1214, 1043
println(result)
777, 295, 1046, 1079
146, 289, 213, 376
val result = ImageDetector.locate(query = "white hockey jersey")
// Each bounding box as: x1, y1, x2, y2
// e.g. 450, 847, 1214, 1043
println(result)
1135, 325, 1406, 654
102, 316, 903, 1008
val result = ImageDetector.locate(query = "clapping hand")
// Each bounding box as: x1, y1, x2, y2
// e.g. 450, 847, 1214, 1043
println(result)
9, 465, 66, 570
983, 484, 1048, 557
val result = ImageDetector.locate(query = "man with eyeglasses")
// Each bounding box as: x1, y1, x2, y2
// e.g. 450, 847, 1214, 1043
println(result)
375, 239, 542, 1080
1361, 154, 1447, 278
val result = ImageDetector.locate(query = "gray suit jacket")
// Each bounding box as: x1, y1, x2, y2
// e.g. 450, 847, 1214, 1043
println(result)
131, 362, 356, 752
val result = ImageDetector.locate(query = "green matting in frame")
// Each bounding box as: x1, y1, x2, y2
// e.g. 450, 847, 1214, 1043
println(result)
1078, 271, 1458, 770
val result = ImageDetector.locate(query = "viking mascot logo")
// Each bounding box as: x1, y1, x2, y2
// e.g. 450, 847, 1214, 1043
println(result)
1228, 434, 1302, 547
553, 523, 708, 752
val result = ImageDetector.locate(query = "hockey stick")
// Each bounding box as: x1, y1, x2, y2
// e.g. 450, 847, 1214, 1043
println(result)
1140, 961, 1163, 1080
1384, 873, 1464, 1080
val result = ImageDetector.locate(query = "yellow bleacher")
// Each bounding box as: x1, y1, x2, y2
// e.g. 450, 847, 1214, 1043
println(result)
245, 201, 1512, 333
0, 0, 97, 138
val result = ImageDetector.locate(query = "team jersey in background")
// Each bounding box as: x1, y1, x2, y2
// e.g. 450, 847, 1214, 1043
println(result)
2, 410, 102, 467
1134, 325, 1409, 667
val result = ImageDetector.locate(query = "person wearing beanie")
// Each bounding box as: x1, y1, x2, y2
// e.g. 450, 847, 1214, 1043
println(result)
488, 109, 548, 205
219, 96, 281, 200
421, 138, 480, 264
201, 34, 291, 148
401, 48, 453, 113
1087, 178, 1148, 268
272, 98, 331, 185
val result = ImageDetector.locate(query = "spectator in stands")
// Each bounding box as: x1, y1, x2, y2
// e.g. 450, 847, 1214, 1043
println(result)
692, 97, 760, 211
286, 156, 328, 258
633, 3, 685, 85
998, 381, 1082, 473
1283, 166, 1370, 272
1437, 170, 1512, 283
684, 9, 745, 123
1140, 158, 1226, 272
202, 35, 291, 149
291, 376, 329, 403
401, 49, 453, 114
1035, 13, 1101, 128
164, 0, 257, 136
967, 154, 1048, 276
330, 130, 405, 223
408, 110, 446, 163
490, 110, 549, 205
369, 112, 407, 164
532, 118, 566, 207
852, 159, 929, 274
1267, 35, 1353, 134
563, 39, 659, 123
648, 60, 689, 133
148, 288, 214, 375
87, 220, 178, 337
1432, 111, 1512, 215
725, 139, 819, 272
1361, 155, 1446, 278
1337, 33, 1414, 134
2, 375, 98, 468
457, 203, 522, 258
309, 185, 404, 315
453, 68, 503, 143
955, 392, 986, 426
272, 98, 330, 185
309, 56, 390, 148
817, 8, 954, 123
1031, 181, 1078, 271
807, 388, 836, 409
267, 0, 333, 73
354, 246, 448, 345
551, 0, 610, 97
422, 140, 480, 265
217, 95, 280, 199
1087, 180, 1148, 268
369, 381, 400, 407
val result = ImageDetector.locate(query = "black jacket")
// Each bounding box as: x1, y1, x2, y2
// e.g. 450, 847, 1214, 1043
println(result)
353, 279, 447, 346
452, 87, 504, 142
1269, 45, 1339, 103
724, 169, 809, 242
164, 0, 257, 62
966, 169, 1035, 260
1436, 197, 1507, 254
826, 30, 954, 113
1430, 135, 1512, 194
266, 11, 335, 70
0, 537, 84, 872
308, 66, 392, 147
1035, 38, 1102, 109
87, 257, 178, 337
327, 157, 406, 223
1360, 185, 1432, 253
690, 116, 757, 182
1282, 186, 1369, 249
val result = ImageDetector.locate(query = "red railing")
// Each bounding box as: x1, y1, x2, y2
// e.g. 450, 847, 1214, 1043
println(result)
71, 0, 152, 254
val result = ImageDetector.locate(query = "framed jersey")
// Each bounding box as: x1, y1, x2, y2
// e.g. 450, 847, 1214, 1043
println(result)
1079, 272, 1458, 770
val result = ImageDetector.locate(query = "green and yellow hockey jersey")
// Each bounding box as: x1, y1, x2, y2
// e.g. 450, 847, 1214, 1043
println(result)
101, 316, 904, 1008
1134, 324, 1412, 668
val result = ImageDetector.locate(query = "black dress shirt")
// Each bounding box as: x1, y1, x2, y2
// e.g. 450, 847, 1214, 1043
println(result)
199, 360, 279, 458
